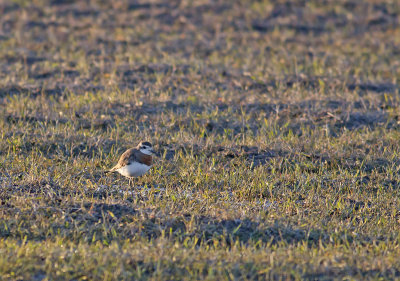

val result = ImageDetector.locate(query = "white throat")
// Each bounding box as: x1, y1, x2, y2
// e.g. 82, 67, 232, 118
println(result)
140, 149, 152, 155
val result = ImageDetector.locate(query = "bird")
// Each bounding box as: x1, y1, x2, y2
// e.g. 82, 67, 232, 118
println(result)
108, 141, 155, 186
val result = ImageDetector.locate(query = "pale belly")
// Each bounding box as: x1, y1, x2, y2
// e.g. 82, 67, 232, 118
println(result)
117, 162, 151, 177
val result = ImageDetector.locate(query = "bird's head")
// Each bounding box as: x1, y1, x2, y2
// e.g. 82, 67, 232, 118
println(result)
138, 141, 155, 155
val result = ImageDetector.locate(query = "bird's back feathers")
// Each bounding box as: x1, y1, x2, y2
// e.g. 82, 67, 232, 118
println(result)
108, 148, 152, 173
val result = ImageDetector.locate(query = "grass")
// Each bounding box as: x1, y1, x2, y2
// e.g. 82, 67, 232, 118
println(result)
1, 0, 400, 280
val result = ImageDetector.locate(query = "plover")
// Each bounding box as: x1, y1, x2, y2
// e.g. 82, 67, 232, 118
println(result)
108, 141, 155, 185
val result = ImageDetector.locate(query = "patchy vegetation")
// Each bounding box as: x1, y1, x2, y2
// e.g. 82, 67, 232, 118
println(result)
1, 0, 400, 279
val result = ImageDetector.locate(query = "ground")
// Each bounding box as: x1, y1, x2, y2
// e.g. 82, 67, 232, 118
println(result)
1, 0, 400, 280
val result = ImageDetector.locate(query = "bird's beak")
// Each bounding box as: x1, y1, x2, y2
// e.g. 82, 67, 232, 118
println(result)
152, 149, 160, 157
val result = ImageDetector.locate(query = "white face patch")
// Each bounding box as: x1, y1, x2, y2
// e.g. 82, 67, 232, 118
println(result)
140, 148, 153, 155
117, 162, 151, 177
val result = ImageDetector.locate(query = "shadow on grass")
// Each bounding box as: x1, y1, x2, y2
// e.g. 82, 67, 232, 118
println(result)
141, 216, 326, 247
0, 198, 380, 250
303, 268, 400, 280
3, 94, 397, 140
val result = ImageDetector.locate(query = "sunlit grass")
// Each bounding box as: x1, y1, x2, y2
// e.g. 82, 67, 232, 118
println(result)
1, 0, 400, 280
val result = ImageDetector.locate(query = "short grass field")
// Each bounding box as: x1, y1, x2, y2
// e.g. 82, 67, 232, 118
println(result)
1, 0, 400, 280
